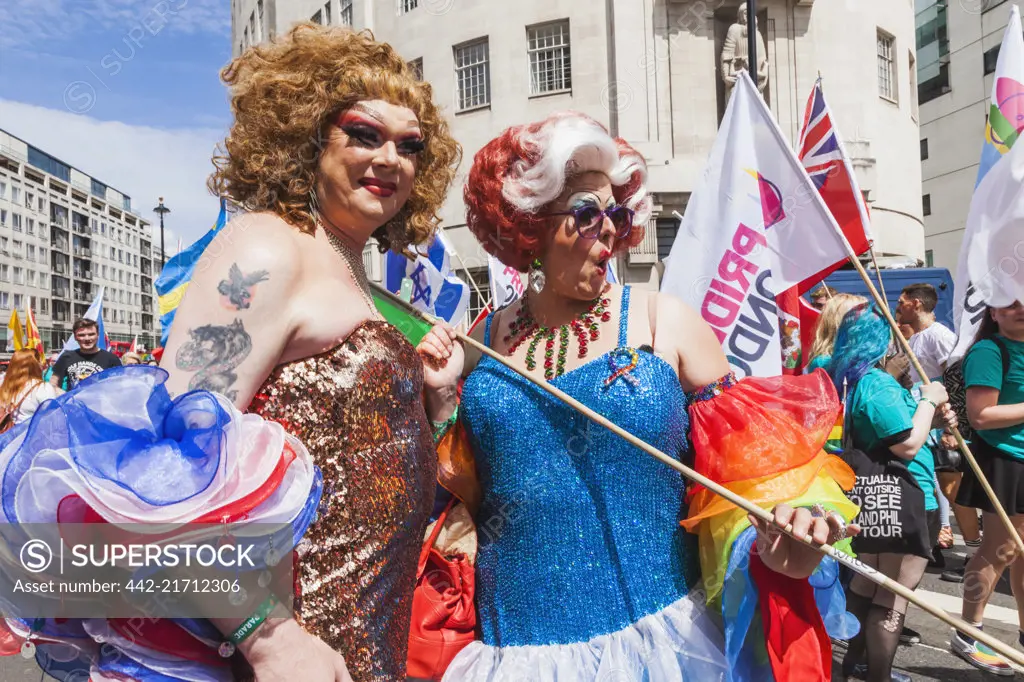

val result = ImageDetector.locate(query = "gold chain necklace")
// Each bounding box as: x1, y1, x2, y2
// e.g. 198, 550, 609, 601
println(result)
316, 215, 380, 320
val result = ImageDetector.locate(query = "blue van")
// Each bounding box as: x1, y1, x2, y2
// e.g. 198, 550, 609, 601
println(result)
817, 267, 956, 332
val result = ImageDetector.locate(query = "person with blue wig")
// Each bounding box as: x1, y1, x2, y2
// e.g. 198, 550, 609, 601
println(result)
827, 303, 956, 682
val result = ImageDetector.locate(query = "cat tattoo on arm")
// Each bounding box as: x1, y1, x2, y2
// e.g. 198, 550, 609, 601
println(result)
218, 263, 270, 310
175, 319, 253, 402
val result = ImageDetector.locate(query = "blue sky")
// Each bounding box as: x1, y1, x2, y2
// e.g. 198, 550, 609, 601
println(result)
0, 0, 234, 245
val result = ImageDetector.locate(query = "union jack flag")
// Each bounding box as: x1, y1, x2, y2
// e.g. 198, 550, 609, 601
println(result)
793, 77, 872, 293
798, 81, 845, 190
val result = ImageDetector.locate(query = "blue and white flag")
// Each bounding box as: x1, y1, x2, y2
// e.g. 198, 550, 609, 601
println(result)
385, 231, 470, 325
61, 286, 107, 354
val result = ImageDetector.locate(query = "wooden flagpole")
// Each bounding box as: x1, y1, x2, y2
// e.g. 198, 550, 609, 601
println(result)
372, 281, 1024, 668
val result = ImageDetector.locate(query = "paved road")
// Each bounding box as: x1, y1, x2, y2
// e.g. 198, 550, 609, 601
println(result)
832, 528, 1023, 681
3, 530, 1021, 681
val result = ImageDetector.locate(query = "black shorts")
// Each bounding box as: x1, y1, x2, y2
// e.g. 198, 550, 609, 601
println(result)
956, 436, 1024, 515
926, 507, 941, 549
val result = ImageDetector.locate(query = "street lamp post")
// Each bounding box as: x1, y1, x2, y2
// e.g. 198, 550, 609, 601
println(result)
152, 197, 170, 268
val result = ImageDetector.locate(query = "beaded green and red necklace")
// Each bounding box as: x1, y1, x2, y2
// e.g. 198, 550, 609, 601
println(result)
502, 292, 613, 380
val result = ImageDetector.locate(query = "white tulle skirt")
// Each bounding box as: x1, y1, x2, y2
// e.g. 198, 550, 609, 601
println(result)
442, 593, 728, 682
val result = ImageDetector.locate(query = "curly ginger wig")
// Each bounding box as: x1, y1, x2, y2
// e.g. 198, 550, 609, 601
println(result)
208, 24, 462, 253
464, 111, 651, 272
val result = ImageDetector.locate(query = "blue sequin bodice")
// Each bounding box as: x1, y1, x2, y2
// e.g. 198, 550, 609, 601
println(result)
460, 286, 699, 647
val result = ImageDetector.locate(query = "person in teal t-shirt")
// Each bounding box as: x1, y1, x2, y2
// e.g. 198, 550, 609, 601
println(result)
847, 368, 939, 511
953, 301, 1024, 675
962, 334, 1024, 460
826, 303, 955, 682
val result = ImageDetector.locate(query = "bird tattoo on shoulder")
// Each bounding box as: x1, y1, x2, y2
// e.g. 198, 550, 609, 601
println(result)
218, 263, 270, 310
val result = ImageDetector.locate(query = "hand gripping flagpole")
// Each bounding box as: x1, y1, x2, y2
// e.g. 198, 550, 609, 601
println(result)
842, 253, 1024, 561
371, 281, 1024, 669
788, 70, 1024, 561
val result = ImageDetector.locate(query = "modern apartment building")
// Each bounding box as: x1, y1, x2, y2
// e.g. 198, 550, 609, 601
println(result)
0, 129, 159, 355
233, 1, 925, 321
917, 0, 1016, 271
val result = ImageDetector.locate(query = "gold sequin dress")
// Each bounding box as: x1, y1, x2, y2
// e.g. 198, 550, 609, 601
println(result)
250, 320, 436, 682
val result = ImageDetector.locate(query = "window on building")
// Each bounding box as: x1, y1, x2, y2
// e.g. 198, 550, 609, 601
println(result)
311, 9, 322, 24
110, 247, 115, 259
408, 58, 423, 81
923, 193, 932, 216
528, 20, 572, 94
101, 222, 106, 235
11, 214, 21, 232
0, 182, 6, 199
323, 1, 332, 25
655, 218, 678, 261
11, 187, 20, 204
13, 294, 23, 310
13, 268, 23, 285
921, 138, 929, 160
925, 249, 934, 267
454, 39, 490, 111
0, 265, 8, 282
26, 245, 34, 261
0, 293, 8, 309
401, 0, 418, 13
25, 192, 33, 209
26, 219, 33, 236
0, 210, 5, 227
877, 30, 898, 101
340, 0, 352, 25
27, 271, 35, 288
984, 45, 1000, 75
40, 299, 48, 314
37, 197, 44, 212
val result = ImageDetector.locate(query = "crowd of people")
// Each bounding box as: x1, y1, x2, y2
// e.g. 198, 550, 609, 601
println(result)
3, 23, 1024, 682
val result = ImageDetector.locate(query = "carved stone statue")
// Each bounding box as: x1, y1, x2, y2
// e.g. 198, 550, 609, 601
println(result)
721, 5, 768, 99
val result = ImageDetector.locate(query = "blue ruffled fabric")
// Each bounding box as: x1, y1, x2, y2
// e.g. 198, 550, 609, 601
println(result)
720, 526, 860, 681
0, 366, 323, 681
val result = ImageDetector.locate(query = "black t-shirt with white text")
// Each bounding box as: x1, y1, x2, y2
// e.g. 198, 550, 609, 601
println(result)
52, 349, 122, 390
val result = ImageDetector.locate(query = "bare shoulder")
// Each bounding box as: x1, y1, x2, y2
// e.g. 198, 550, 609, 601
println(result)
198, 212, 303, 280
650, 291, 731, 391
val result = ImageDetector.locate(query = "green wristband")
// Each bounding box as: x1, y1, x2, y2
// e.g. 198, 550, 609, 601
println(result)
921, 398, 938, 409
431, 405, 459, 443
228, 594, 279, 646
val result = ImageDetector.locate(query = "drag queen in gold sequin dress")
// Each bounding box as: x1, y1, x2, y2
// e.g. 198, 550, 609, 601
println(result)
159, 25, 461, 682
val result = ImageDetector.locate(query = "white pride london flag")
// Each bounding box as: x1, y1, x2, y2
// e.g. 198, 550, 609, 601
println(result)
660, 71, 853, 378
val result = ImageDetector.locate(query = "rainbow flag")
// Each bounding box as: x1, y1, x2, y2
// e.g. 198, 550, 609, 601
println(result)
951, 4, 1024, 362
155, 199, 228, 347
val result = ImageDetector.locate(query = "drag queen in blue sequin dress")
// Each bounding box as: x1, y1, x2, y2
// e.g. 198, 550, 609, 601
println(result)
418, 112, 860, 681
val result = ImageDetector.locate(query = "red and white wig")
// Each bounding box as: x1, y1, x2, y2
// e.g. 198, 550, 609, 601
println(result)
464, 111, 651, 271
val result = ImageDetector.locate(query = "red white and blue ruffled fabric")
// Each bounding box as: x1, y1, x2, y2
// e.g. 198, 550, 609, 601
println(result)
0, 366, 323, 681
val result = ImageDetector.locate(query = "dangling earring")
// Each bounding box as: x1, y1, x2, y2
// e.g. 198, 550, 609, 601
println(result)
529, 257, 546, 294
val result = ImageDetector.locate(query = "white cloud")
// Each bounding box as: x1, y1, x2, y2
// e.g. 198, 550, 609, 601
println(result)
0, 99, 225, 248
0, 0, 228, 50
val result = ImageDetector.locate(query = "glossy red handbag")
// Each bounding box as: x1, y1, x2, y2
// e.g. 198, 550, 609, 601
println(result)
406, 498, 476, 681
